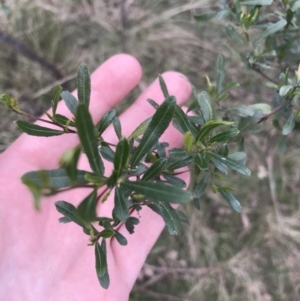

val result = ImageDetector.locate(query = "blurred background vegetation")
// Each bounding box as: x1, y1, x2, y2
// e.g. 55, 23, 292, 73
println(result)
1, 0, 300, 300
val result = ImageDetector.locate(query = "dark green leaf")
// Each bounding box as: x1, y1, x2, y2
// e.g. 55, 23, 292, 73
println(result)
208, 152, 228, 174
209, 128, 240, 143
128, 164, 148, 176
95, 241, 107, 277
114, 186, 129, 222
159, 74, 169, 98
55, 201, 89, 231
177, 210, 189, 225
54, 114, 75, 127
52, 85, 62, 115
218, 144, 229, 157
99, 228, 115, 238
225, 25, 245, 46
142, 158, 168, 181
114, 231, 128, 246
113, 116, 122, 139
219, 189, 242, 213
97, 240, 110, 289
75, 104, 104, 175
113, 138, 130, 178
61, 91, 78, 116
130, 96, 176, 167
217, 55, 225, 95
167, 156, 194, 170
197, 91, 214, 123
228, 152, 247, 165
174, 105, 198, 137
125, 216, 140, 234
99, 144, 115, 162
194, 152, 209, 170
77, 64, 91, 107
97, 109, 116, 136
169, 148, 187, 158
128, 117, 152, 140
172, 118, 185, 134
16, 121, 64, 137
77, 190, 97, 222
193, 173, 209, 199
154, 200, 181, 235
162, 174, 186, 188
121, 180, 192, 204
282, 113, 295, 135
147, 98, 159, 109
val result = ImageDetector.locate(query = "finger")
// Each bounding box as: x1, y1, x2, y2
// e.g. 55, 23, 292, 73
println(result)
1, 54, 142, 170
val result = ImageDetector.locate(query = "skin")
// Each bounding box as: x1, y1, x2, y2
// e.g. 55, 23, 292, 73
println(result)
0, 54, 191, 301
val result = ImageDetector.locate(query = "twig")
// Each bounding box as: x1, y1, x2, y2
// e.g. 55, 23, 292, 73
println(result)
252, 64, 279, 86
257, 104, 285, 124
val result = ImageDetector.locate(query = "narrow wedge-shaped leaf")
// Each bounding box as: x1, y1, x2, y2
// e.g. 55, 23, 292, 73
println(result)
54, 114, 75, 127
218, 143, 229, 157
121, 180, 192, 204
159, 74, 169, 98
142, 158, 168, 181
113, 138, 130, 178
169, 148, 187, 158
75, 104, 104, 175
22, 168, 89, 189
52, 85, 62, 115
219, 189, 242, 212
174, 105, 198, 137
282, 113, 295, 135
217, 55, 225, 95
228, 152, 247, 164
95, 241, 107, 278
16, 121, 64, 137
130, 96, 176, 167
254, 19, 287, 46
77, 190, 97, 222
128, 117, 152, 140
99, 145, 115, 162
197, 92, 214, 123
167, 156, 193, 170
147, 98, 159, 109
162, 174, 186, 188
208, 152, 228, 174
114, 231, 128, 246
209, 128, 240, 143
55, 201, 88, 230
77, 64, 91, 107
97, 240, 110, 289
97, 109, 116, 136
61, 91, 78, 116
224, 157, 251, 175
114, 186, 129, 222
193, 173, 209, 199
240, 0, 273, 5
195, 120, 234, 143
194, 152, 209, 170
154, 200, 181, 235
113, 116, 122, 139
225, 25, 245, 45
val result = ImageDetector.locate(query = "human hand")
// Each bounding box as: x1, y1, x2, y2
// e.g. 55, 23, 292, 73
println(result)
0, 54, 191, 301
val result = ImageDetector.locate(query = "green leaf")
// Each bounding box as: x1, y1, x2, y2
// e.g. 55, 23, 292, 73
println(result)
194, 12, 215, 22
114, 186, 129, 222
279, 85, 293, 97
208, 152, 228, 174
77, 190, 97, 222
99, 228, 115, 238
95, 241, 107, 277
159, 74, 169, 98
114, 231, 128, 246
125, 216, 140, 234
55, 201, 89, 231
209, 128, 240, 143
183, 131, 194, 153
195, 120, 234, 143
54, 114, 75, 127
52, 85, 62, 115
223, 157, 251, 176
219, 189, 242, 213
113, 116, 122, 139
77, 64, 91, 107
142, 158, 168, 181
61, 91, 78, 116
218, 144, 229, 157
217, 55, 225, 95
240, 0, 273, 5
174, 105, 198, 137
167, 156, 194, 170
277, 135, 287, 155
147, 98, 159, 109
169, 148, 188, 158
97, 109, 116, 136
228, 152, 247, 165
16, 121, 64, 137
248, 103, 271, 114
121, 180, 192, 204
154, 200, 181, 235
225, 25, 245, 45
75, 104, 104, 175
254, 19, 287, 46
99, 144, 115, 162
162, 174, 186, 188
231, 105, 254, 117
194, 152, 209, 170
97, 240, 110, 289
221, 82, 240, 94
282, 113, 295, 135
128, 117, 152, 140
193, 173, 209, 199
113, 138, 130, 178
197, 92, 214, 123
130, 96, 176, 167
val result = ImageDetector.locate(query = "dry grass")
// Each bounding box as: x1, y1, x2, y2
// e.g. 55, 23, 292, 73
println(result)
1, 1, 300, 300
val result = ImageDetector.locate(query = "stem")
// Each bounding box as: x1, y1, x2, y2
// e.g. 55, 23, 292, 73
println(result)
257, 104, 285, 124
252, 64, 279, 86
